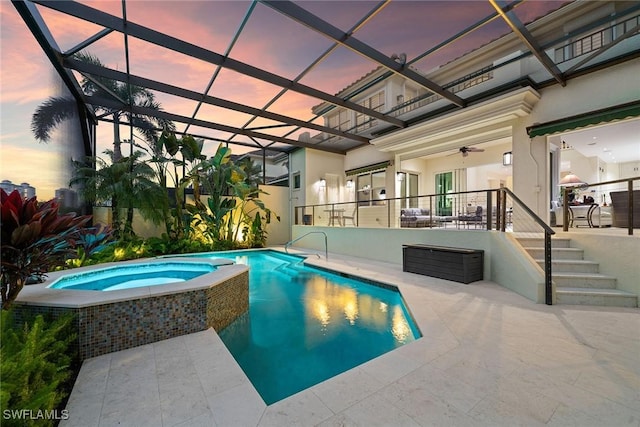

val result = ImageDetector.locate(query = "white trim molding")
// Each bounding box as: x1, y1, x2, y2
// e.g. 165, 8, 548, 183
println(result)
371, 87, 541, 159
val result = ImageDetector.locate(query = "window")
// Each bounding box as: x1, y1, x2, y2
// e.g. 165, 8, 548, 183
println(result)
355, 91, 385, 132
293, 172, 300, 189
327, 109, 351, 142
356, 170, 386, 206
398, 172, 419, 208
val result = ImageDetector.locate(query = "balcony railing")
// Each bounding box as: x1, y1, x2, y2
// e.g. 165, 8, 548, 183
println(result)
558, 176, 639, 235
554, 14, 640, 63
294, 188, 556, 304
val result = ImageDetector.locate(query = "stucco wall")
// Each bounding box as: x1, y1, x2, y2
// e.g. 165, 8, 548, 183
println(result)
304, 149, 346, 206
93, 183, 291, 246
259, 184, 290, 246
344, 145, 392, 171
514, 59, 640, 220
555, 231, 640, 296
291, 225, 547, 303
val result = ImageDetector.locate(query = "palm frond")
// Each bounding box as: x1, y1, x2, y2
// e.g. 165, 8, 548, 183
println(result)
30, 97, 77, 142
129, 116, 159, 145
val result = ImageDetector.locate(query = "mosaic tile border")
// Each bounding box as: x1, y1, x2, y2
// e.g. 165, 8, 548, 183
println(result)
12, 270, 248, 360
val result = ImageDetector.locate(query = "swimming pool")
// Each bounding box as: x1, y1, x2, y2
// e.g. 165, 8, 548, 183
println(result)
47, 261, 218, 291
194, 250, 421, 404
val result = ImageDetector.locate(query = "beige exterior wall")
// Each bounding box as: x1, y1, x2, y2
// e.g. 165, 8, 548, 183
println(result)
555, 231, 640, 296
291, 225, 548, 303
93, 183, 291, 246
259, 184, 290, 246
304, 149, 346, 206
93, 207, 163, 239
516, 60, 640, 220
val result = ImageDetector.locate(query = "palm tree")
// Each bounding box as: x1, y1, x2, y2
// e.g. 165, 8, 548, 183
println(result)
31, 52, 174, 160
32, 52, 174, 236
70, 150, 166, 238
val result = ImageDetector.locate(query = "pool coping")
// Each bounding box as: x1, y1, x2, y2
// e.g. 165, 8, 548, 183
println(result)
15, 257, 244, 308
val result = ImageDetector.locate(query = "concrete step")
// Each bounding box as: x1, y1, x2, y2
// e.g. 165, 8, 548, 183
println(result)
553, 273, 618, 289
516, 237, 571, 248
525, 247, 584, 260
536, 259, 600, 273
556, 287, 638, 307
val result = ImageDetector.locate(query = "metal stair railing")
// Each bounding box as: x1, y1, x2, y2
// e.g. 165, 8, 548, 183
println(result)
284, 231, 328, 260
501, 188, 556, 305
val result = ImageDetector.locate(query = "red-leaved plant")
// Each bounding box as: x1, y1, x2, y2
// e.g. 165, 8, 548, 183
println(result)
0, 189, 107, 309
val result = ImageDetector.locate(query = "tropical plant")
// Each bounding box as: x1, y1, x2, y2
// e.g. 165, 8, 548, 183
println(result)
70, 150, 166, 239
195, 145, 278, 245
236, 156, 264, 188
243, 212, 270, 248
196, 146, 240, 242
0, 190, 111, 309
31, 52, 174, 238
154, 131, 207, 237
65, 224, 115, 268
1, 310, 77, 426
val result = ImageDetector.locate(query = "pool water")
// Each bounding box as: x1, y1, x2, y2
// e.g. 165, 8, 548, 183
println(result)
203, 250, 421, 404
47, 262, 216, 291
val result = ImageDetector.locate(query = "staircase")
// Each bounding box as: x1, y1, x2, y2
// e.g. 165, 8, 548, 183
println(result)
517, 236, 638, 307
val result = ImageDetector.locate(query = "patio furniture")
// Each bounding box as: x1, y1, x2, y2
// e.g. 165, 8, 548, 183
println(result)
551, 202, 612, 228
568, 204, 595, 227
610, 190, 640, 228
342, 207, 357, 226
402, 244, 484, 284
399, 208, 457, 227
324, 208, 345, 226
458, 206, 483, 228
400, 208, 432, 228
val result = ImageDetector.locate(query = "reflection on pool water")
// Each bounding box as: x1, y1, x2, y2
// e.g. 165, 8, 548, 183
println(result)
47, 262, 216, 291
196, 250, 421, 404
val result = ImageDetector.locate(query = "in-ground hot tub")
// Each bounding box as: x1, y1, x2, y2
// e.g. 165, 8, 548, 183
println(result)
13, 257, 249, 360
48, 261, 217, 291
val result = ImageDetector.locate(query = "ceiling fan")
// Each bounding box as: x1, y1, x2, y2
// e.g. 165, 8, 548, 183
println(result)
451, 146, 485, 157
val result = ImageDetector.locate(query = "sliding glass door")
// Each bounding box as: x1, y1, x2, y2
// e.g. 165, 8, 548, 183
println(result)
435, 172, 453, 215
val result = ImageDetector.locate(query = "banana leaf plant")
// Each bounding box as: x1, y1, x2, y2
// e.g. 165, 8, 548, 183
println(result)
194, 145, 278, 244
0, 190, 112, 309
204, 146, 238, 241
157, 131, 206, 237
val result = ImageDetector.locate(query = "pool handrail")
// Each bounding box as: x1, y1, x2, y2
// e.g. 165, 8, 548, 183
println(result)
285, 231, 328, 260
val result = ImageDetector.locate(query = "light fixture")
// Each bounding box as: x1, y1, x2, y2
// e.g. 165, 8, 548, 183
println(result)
502, 151, 512, 166
559, 173, 587, 187
346, 179, 354, 189
319, 178, 326, 189
379, 189, 386, 199
396, 172, 405, 181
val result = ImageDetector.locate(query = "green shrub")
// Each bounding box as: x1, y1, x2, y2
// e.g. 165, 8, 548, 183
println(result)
1, 311, 77, 426
144, 234, 214, 256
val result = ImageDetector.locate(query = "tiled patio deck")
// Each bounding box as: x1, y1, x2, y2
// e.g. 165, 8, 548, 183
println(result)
61, 251, 639, 427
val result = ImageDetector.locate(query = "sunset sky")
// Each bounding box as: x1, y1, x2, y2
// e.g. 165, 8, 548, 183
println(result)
0, 0, 564, 199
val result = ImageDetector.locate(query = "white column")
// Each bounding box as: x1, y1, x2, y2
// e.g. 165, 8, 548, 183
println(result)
513, 118, 550, 223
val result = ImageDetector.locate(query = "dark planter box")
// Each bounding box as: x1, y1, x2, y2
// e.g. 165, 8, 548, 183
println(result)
402, 244, 484, 284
